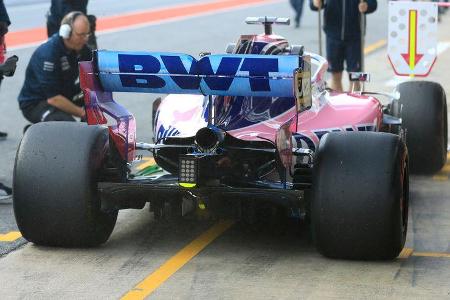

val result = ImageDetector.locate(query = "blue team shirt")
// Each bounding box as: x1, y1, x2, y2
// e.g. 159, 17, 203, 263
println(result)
18, 34, 91, 107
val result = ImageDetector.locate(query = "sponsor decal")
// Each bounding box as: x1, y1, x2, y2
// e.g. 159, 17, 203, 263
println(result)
117, 54, 279, 91
98, 52, 299, 97
294, 55, 312, 112
156, 124, 180, 141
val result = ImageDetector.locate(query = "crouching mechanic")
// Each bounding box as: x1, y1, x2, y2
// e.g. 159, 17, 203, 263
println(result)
18, 11, 91, 123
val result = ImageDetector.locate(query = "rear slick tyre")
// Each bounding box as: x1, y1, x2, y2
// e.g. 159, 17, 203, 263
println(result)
312, 132, 409, 260
395, 81, 447, 174
13, 122, 118, 247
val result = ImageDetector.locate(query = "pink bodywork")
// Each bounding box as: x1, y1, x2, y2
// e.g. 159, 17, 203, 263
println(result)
156, 91, 383, 151
230, 92, 382, 146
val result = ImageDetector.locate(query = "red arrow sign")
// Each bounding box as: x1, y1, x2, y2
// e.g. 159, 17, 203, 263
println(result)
401, 10, 423, 70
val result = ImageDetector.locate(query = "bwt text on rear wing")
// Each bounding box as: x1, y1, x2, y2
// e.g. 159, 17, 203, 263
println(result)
95, 51, 306, 97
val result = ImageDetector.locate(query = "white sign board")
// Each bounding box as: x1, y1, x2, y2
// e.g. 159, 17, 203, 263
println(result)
388, 1, 438, 77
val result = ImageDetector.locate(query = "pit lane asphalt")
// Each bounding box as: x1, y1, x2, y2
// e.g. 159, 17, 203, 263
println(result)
2, 0, 450, 299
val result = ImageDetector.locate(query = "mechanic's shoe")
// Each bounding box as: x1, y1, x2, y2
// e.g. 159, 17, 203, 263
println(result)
23, 124, 31, 134
0, 182, 12, 204
0, 194, 12, 203
295, 21, 299, 28
0, 182, 12, 194
0, 131, 6, 140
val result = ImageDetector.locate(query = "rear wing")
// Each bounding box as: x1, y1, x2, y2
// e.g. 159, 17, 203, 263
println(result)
96, 50, 300, 98
80, 50, 310, 162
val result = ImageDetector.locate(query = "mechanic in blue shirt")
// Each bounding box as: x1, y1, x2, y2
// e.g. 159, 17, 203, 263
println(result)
311, 0, 377, 92
18, 11, 91, 123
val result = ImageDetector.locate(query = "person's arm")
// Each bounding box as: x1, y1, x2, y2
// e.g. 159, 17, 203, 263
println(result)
366, 0, 377, 14
310, 0, 325, 11
360, 0, 377, 14
47, 95, 85, 118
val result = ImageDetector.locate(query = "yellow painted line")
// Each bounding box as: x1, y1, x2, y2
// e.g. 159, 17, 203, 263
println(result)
136, 157, 156, 171
412, 252, 450, 258
433, 159, 450, 179
121, 220, 235, 300
432, 174, 449, 181
398, 248, 450, 259
0, 231, 22, 242
364, 39, 387, 55
398, 247, 414, 259
441, 164, 450, 173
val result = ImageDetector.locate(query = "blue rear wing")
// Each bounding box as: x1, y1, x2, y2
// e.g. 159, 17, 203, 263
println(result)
97, 50, 301, 98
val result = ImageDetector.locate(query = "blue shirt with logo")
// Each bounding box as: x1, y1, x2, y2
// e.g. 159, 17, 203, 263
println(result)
18, 34, 91, 108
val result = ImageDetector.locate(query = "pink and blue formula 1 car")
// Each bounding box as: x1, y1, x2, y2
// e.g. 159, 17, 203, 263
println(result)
13, 17, 447, 260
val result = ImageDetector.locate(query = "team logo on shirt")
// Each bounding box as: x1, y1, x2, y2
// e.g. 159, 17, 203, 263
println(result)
61, 56, 70, 71
43, 61, 54, 72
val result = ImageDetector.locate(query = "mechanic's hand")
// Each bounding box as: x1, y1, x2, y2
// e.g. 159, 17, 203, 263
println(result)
359, 1, 368, 13
313, 0, 322, 9
72, 91, 85, 107
79, 108, 87, 122
0, 21, 8, 36
0, 55, 18, 77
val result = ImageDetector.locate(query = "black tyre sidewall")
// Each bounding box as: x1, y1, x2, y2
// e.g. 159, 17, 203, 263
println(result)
13, 122, 118, 247
396, 81, 447, 174
312, 132, 408, 260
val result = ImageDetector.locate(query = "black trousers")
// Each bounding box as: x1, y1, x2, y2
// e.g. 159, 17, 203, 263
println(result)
289, 0, 304, 26
21, 101, 76, 123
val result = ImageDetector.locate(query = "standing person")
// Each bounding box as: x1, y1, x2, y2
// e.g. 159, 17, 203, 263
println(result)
47, 0, 97, 49
0, 0, 10, 141
18, 11, 91, 124
290, 0, 305, 28
0, 0, 11, 200
311, 0, 377, 91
